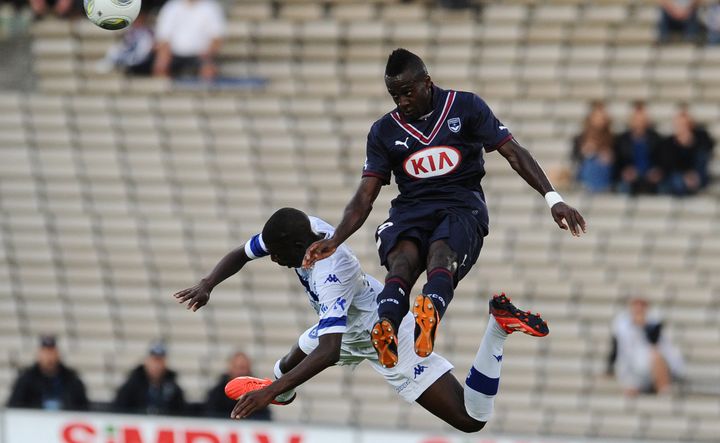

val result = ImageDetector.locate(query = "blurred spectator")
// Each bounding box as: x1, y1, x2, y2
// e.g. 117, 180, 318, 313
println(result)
572, 101, 615, 193
656, 105, 715, 196
28, 0, 78, 18
204, 351, 271, 420
141, 0, 169, 15
613, 101, 664, 195
704, 1, 720, 44
658, 0, 701, 43
437, 0, 470, 9
97, 13, 154, 75
607, 297, 685, 396
152, 0, 225, 80
7, 335, 89, 411
112, 341, 186, 415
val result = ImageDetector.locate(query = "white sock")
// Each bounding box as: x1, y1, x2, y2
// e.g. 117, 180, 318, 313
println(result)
463, 315, 508, 422
272, 359, 296, 403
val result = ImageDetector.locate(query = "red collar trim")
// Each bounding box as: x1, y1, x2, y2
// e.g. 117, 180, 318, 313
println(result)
390, 91, 456, 146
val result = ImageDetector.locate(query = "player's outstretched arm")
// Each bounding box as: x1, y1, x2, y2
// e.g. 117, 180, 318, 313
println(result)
231, 333, 342, 419
496, 138, 587, 237
303, 176, 383, 267
173, 247, 251, 311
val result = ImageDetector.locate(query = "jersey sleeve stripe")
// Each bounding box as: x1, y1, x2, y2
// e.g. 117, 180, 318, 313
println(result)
485, 133, 513, 151
361, 171, 390, 183
317, 315, 347, 330
244, 234, 269, 259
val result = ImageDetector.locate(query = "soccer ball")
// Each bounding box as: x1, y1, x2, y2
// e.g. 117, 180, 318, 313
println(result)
84, 0, 141, 31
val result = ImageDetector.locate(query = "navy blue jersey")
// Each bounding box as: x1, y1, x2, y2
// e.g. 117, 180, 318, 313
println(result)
362, 86, 512, 224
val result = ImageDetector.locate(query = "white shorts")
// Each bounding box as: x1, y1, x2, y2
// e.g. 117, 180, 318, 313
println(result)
298, 314, 453, 403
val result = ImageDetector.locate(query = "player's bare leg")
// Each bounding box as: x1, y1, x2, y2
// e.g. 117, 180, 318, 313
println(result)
372, 239, 423, 368
413, 240, 457, 357
417, 294, 548, 432
416, 372, 486, 433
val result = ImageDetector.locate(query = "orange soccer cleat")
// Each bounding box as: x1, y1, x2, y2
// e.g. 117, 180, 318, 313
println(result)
224, 376, 295, 405
412, 294, 440, 358
371, 318, 399, 368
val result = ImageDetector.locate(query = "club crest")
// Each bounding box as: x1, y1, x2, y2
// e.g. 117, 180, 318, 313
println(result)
447, 117, 461, 133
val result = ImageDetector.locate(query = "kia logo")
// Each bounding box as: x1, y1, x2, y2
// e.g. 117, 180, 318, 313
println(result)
402, 146, 461, 179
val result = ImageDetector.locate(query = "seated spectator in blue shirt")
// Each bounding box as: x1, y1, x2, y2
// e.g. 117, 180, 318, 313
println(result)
613, 101, 664, 195
658, 0, 701, 43
572, 101, 615, 193
657, 106, 715, 196
6, 335, 89, 411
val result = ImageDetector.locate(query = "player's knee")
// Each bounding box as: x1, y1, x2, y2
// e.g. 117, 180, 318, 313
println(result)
454, 418, 486, 433
387, 250, 422, 280
427, 242, 458, 271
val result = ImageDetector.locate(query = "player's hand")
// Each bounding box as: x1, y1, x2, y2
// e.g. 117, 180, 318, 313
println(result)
173, 280, 211, 312
230, 387, 274, 419
551, 202, 586, 237
302, 239, 338, 268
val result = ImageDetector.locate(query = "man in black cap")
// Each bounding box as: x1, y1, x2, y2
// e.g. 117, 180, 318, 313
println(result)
112, 341, 186, 415
7, 335, 89, 411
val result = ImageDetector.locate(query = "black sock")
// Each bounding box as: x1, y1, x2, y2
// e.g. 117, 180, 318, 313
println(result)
377, 276, 410, 329
422, 267, 455, 319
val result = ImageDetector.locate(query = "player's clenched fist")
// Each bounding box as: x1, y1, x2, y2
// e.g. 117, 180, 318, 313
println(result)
303, 239, 338, 268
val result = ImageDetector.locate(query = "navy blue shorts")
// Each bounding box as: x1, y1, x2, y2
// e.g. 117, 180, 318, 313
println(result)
374, 204, 487, 283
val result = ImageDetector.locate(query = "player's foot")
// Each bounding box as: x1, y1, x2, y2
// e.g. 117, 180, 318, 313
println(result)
224, 376, 296, 405
412, 294, 440, 357
489, 293, 549, 337
371, 318, 399, 368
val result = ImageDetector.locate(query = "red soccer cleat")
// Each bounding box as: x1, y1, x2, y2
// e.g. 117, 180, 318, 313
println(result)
224, 376, 295, 405
489, 293, 549, 337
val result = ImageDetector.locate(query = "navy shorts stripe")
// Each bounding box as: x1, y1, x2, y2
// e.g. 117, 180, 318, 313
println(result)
318, 316, 347, 330
465, 366, 499, 395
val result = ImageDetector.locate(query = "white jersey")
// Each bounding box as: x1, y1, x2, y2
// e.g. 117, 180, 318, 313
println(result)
243, 216, 381, 364
244, 215, 454, 402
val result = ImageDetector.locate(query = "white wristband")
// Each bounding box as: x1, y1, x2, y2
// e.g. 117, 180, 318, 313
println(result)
273, 359, 284, 379
544, 191, 564, 208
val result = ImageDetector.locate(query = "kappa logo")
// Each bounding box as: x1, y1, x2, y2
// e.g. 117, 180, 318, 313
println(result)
324, 274, 341, 284
394, 137, 410, 149
413, 364, 428, 379
447, 117, 461, 133
309, 325, 319, 339
334, 297, 347, 311
403, 146, 461, 179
